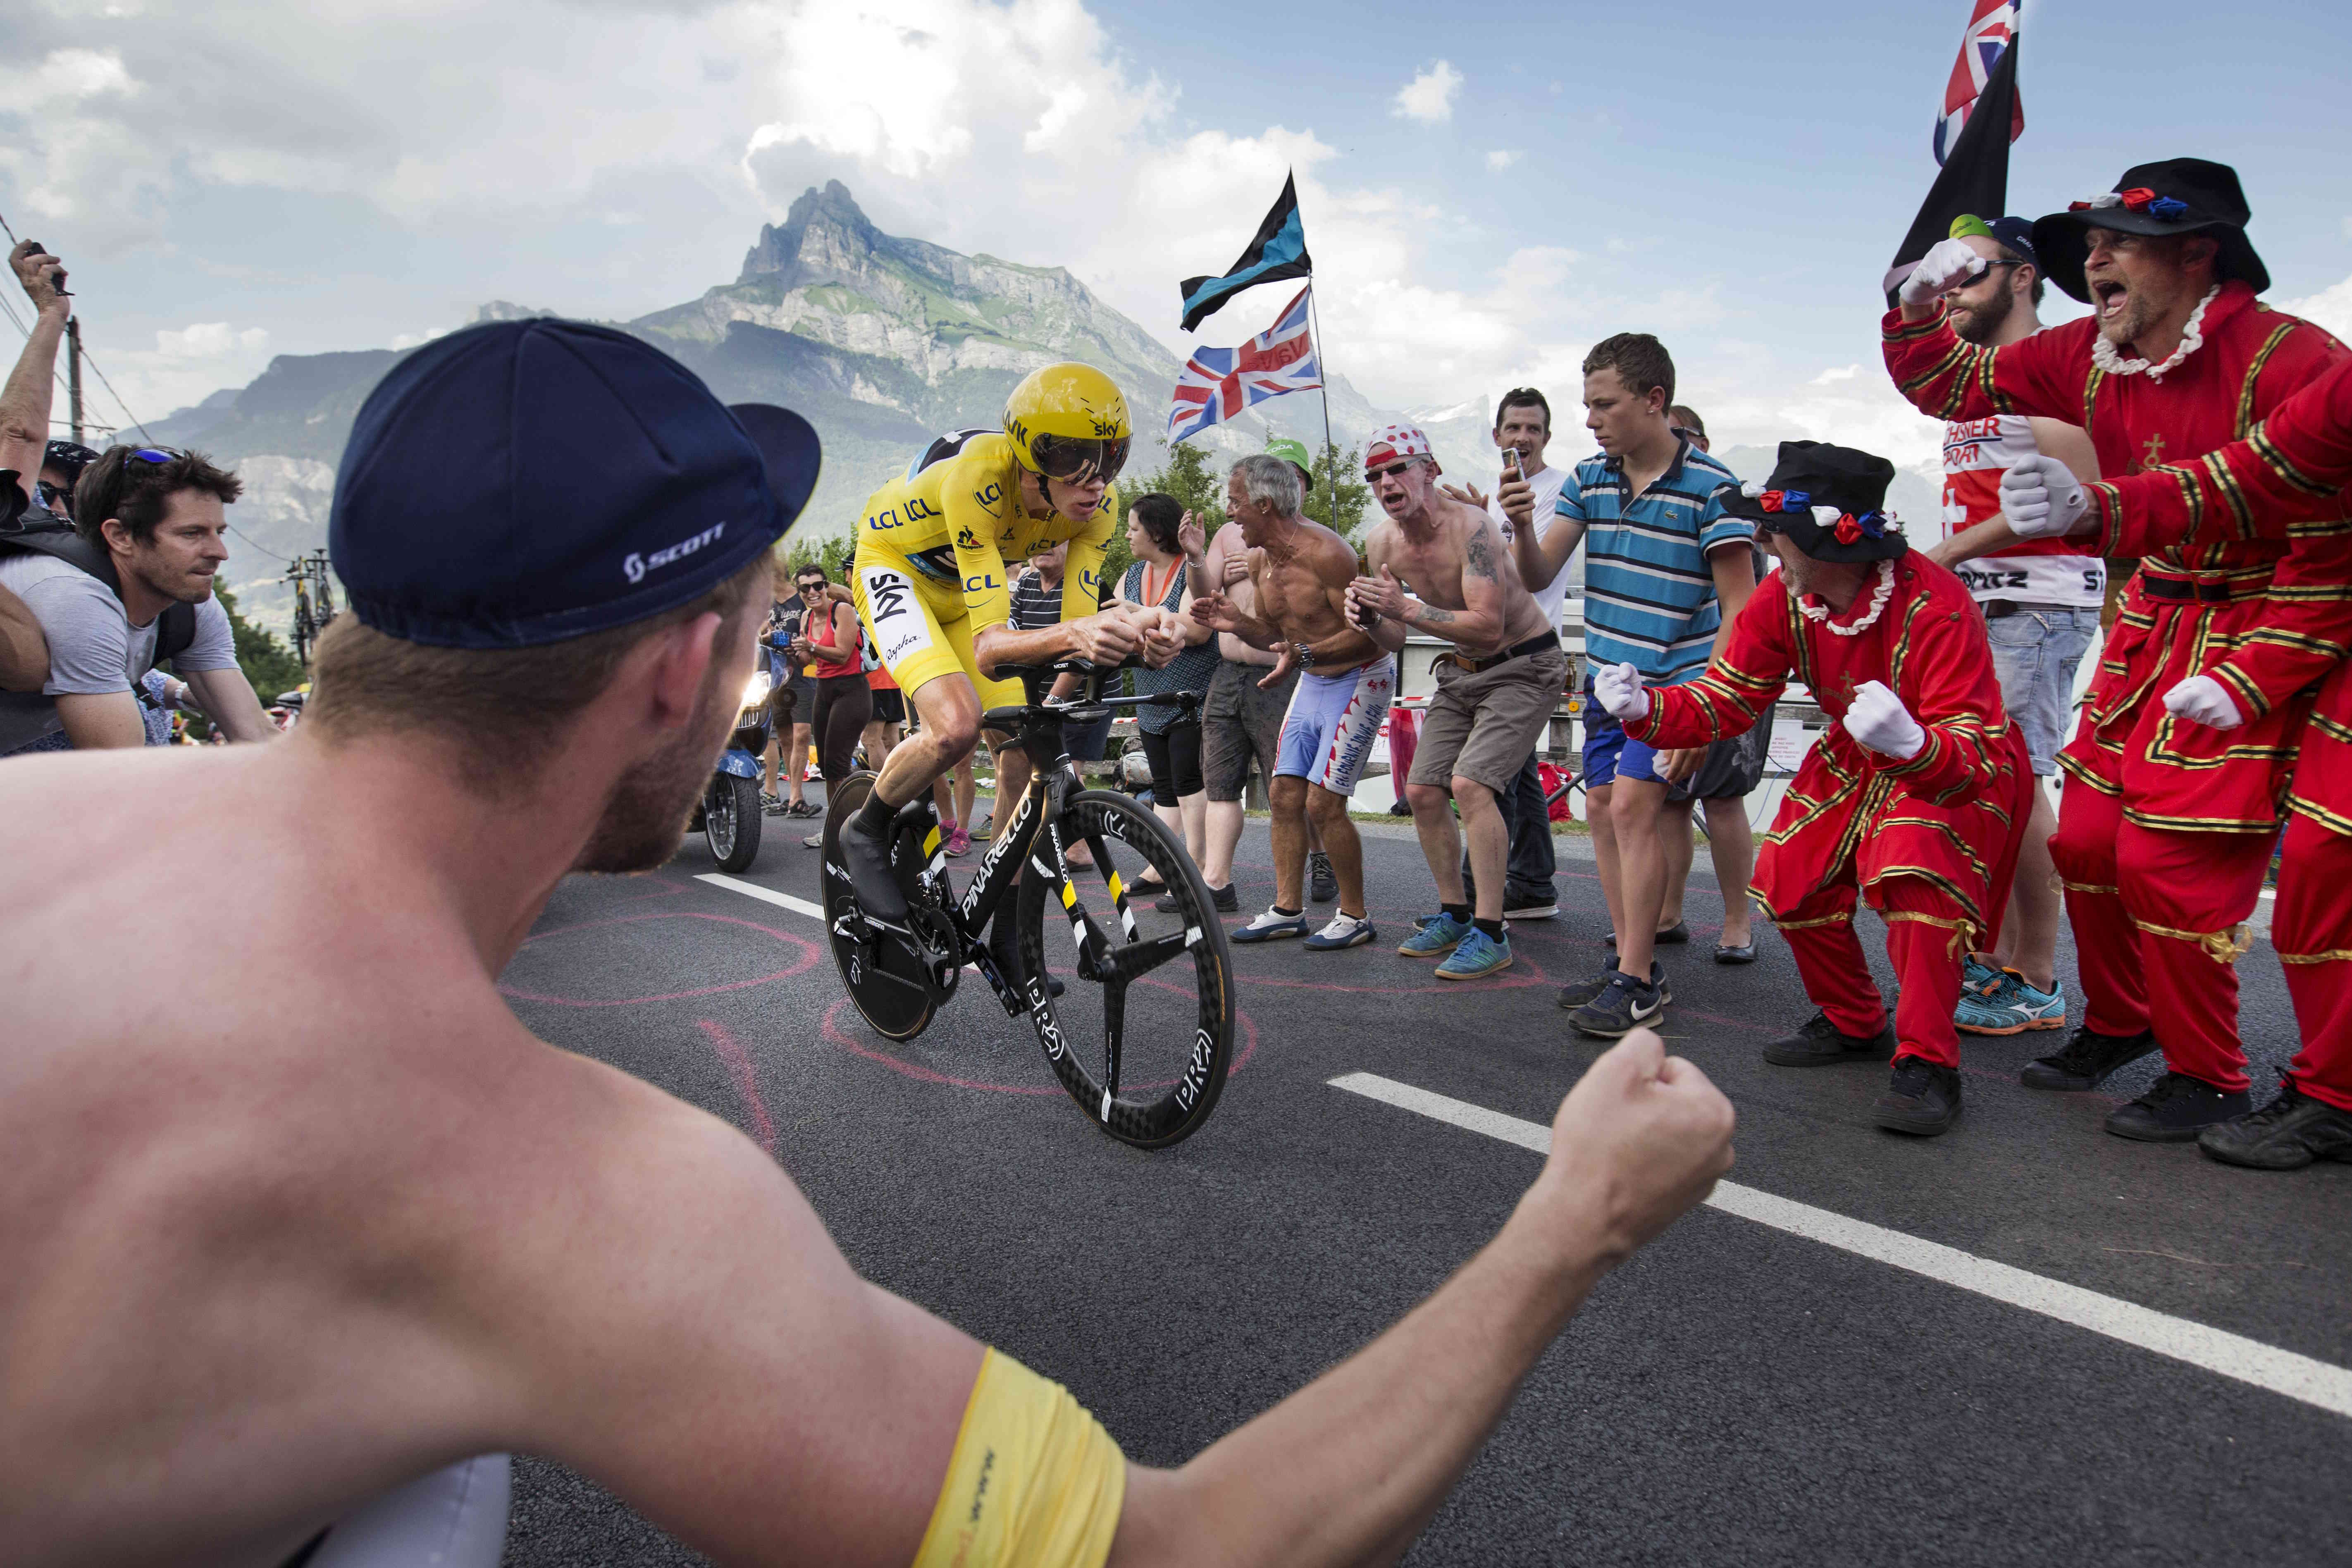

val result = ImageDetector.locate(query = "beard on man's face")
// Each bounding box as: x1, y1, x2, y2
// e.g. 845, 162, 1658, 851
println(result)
574, 636, 742, 875
1948, 279, 2016, 346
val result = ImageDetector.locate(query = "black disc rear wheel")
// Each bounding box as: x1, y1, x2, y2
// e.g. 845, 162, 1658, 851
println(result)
1015, 788, 1236, 1148
821, 771, 937, 1041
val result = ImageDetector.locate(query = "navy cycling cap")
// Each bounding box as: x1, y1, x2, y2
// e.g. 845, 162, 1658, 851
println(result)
331, 318, 820, 648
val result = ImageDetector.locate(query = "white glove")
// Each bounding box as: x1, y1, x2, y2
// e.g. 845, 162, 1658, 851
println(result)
2164, 674, 2244, 730
1593, 661, 1650, 723
1899, 236, 1989, 306
1999, 454, 2090, 540
1843, 680, 1926, 760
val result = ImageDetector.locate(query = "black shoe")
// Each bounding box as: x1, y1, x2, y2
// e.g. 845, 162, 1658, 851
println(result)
1567, 971, 1667, 1038
840, 811, 908, 921
1160, 881, 1238, 914
1714, 941, 1757, 964
2104, 1072, 2252, 1143
988, 912, 1064, 999
1874, 1055, 1963, 1136
2020, 1025, 2159, 1091
2198, 1084, 2352, 1170
1605, 920, 1691, 949
1559, 959, 1667, 1010
1308, 852, 1337, 904
1762, 1010, 1894, 1067
1388, 799, 1412, 816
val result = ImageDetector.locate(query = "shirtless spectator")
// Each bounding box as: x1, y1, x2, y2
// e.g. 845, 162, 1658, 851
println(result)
1191, 451, 1391, 949
1184, 439, 1336, 913
1348, 425, 1567, 981
0, 315, 1737, 1568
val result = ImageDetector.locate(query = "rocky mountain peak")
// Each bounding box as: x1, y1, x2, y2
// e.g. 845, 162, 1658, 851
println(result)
738, 180, 884, 283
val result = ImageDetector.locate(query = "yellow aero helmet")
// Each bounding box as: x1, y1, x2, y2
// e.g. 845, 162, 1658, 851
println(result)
1003, 363, 1132, 485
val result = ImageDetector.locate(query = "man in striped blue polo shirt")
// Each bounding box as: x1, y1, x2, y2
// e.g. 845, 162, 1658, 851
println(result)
1509, 334, 1756, 1036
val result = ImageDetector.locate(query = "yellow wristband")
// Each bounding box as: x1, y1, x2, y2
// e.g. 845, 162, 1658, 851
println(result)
912, 1347, 1126, 1568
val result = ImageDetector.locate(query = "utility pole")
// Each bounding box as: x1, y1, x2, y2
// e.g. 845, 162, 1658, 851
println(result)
66, 315, 84, 446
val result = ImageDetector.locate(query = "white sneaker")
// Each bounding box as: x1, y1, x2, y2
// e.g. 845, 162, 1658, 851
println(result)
1232, 906, 1309, 943
1305, 912, 1376, 950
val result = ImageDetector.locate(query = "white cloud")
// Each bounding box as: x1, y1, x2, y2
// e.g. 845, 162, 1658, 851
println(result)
1485, 150, 1521, 172
2283, 275, 2352, 343
1392, 61, 1463, 125
99, 322, 274, 426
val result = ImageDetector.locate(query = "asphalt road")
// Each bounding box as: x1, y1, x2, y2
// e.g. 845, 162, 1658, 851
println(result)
497, 793, 2352, 1567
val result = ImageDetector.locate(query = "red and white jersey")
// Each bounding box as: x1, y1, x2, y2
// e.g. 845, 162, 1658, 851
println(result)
1940, 414, 2106, 607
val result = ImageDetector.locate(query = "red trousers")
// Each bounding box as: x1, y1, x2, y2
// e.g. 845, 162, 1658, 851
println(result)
1778, 878, 1969, 1069
2275, 813, 2352, 1113
2050, 783, 2272, 1092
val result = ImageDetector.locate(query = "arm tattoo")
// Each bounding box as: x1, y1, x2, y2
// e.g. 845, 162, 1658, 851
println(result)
1414, 603, 1458, 627
1464, 528, 1498, 582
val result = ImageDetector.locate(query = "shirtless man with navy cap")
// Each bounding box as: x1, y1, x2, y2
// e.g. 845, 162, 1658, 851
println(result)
0, 318, 1736, 1567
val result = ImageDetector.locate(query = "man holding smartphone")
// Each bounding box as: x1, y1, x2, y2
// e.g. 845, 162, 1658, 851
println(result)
1464, 388, 1574, 921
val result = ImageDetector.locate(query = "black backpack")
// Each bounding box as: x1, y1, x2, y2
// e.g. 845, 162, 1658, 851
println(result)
0, 503, 198, 667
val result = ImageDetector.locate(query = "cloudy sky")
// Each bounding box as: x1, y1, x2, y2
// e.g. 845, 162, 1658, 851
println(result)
5, 0, 2351, 474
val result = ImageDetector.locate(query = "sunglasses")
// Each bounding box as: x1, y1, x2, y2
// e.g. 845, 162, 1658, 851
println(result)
1366, 460, 1423, 481
125, 447, 185, 465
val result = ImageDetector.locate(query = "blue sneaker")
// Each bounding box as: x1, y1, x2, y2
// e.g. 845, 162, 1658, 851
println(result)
1960, 954, 2006, 999
1398, 912, 1474, 957
1305, 911, 1376, 950
1957, 971, 2068, 1036
1232, 905, 1310, 943
1436, 926, 1512, 981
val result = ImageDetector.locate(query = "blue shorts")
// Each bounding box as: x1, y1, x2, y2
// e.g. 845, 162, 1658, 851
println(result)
1580, 675, 1667, 788
1275, 657, 1395, 796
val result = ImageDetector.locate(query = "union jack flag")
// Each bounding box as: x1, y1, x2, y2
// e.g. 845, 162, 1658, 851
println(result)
1934, 0, 2024, 166
1167, 285, 1321, 444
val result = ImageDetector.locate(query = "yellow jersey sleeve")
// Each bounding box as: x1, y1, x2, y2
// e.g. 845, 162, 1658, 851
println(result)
944, 449, 1018, 632
1059, 485, 1118, 624
911, 1347, 1126, 1568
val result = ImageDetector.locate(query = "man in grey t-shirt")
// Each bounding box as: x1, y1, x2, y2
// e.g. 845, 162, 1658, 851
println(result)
0, 451, 272, 753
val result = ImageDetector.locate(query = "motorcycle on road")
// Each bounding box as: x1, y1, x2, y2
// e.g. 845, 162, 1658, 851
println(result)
692, 665, 778, 872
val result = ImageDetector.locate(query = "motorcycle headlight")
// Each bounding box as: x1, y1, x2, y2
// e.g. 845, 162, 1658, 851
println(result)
741, 670, 774, 711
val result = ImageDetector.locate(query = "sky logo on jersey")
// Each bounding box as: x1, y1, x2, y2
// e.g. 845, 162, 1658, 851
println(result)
623, 520, 725, 584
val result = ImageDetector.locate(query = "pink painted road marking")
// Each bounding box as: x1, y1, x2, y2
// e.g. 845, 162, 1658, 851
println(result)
699, 1018, 778, 1155
500, 911, 818, 1008
820, 993, 1261, 1097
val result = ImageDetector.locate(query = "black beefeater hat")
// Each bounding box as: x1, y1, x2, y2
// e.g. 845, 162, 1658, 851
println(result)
2030, 158, 2269, 303
1722, 441, 1907, 564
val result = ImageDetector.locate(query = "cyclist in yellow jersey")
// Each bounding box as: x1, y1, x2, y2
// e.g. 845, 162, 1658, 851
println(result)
841, 364, 1183, 975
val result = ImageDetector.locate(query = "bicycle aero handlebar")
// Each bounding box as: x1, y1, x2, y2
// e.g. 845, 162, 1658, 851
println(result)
982, 661, 1202, 731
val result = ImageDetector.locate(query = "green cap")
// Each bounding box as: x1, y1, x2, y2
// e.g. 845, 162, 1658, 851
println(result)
1265, 437, 1316, 482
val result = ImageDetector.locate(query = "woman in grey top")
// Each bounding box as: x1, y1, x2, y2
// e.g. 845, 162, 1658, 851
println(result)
1114, 492, 1218, 885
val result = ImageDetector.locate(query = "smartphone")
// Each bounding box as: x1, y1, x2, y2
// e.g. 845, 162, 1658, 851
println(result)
1501, 447, 1524, 482
24, 242, 68, 297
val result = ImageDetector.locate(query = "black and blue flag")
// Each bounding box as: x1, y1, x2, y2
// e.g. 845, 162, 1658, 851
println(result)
1179, 173, 1312, 334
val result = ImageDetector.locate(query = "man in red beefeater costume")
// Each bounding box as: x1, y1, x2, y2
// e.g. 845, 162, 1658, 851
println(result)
1883, 156, 2352, 1143
1594, 442, 2033, 1138
1999, 370, 2352, 1170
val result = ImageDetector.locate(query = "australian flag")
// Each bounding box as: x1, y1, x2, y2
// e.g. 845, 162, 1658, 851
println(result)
1179, 173, 1313, 333
1934, 0, 2024, 165
1168, 286, 1321, 445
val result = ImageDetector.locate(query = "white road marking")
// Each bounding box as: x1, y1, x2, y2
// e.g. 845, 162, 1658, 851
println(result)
1327, 1071, 2352, 1422
697, 873, 823, 920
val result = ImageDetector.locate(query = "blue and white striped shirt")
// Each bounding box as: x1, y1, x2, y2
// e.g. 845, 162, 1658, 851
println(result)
1558, 439, 1750, 683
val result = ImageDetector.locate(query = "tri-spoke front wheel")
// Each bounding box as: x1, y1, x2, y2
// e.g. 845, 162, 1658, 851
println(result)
1015, 788, 1236, 1148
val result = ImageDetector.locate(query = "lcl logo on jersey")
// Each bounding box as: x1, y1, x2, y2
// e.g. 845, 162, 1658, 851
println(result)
964, 573, 1000, 594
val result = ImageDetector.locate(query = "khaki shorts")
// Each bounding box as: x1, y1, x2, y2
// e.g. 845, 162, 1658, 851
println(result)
1409, 645, 1568, 797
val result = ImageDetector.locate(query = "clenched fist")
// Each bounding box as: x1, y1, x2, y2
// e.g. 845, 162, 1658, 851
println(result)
1592, 661, 1649, 723
1999, 454, 2090, 541
1530, 1028, 1736, 1265
1842, 680, 1926, 760
2164, 673, 2244, 730
1899, 236, 1988, 307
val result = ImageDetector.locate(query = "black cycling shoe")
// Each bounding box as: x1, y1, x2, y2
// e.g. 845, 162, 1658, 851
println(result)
1763, 1010, 1895, 1067
1558, 959, 1667, 1011
987, 909, 1064, 1000
2020, 1025, 2158, 1091
840, 810, 908, 922
1309, 851, 1338, 905
2198, 1084, 2352, 1170
1157, 881, 1238, 914
1874, 1055, 1963, 1136
2104, 1072, 2251, 1143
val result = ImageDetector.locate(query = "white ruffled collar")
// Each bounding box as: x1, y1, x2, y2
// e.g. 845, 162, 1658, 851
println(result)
1797, 560, 1896, 637
2091, 285, 2221, 383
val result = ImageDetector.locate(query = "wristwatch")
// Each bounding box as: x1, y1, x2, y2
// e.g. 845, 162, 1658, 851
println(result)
1291, 640, 1316, 671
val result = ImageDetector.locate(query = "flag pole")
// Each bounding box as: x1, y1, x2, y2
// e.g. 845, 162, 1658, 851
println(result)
1306, 281, 1339, 532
